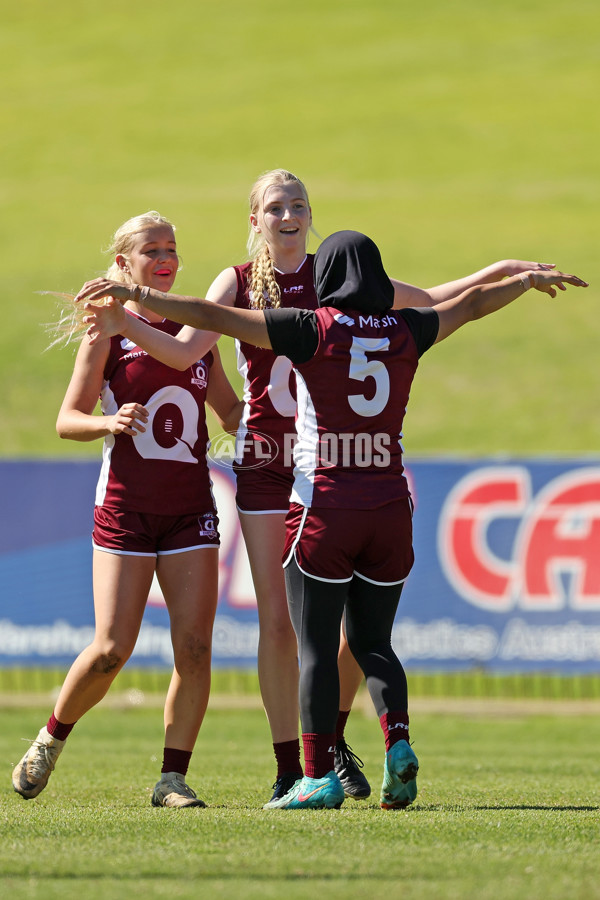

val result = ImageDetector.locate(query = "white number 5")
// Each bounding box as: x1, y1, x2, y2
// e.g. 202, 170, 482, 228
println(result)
348, 337, 390, 417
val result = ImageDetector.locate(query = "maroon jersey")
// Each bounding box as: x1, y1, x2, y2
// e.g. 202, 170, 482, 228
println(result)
233, 255, 316, 472
267, 305, 438, 509
95, 312, 215, 516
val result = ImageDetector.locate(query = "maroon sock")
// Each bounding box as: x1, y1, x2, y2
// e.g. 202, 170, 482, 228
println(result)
273, 739, 302, 778
302, 733, 336, 779
379, 711, 410, 751
47, 712, 76, 742
336, 709, 351, 742
161, 748, 192, 776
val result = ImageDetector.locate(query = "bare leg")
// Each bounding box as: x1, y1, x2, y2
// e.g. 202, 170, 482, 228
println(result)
238, 512, 299, 744
157, 548, 219, 751
54, 550, 155, 724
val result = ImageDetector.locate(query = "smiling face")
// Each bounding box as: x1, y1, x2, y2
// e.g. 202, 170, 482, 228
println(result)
250, 182, 312, 259
116, 224, 179, 292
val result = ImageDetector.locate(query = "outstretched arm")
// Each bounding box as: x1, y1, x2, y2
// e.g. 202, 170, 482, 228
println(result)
392, 260, 557, 309
83, 300, 219, 370
77, 279, 273, 350
434, 269, 588, 344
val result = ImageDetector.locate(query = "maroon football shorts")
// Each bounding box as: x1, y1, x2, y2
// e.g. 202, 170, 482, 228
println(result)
92, 506, 220, 556
282, 498, 414, 585
234, 463, 294, 514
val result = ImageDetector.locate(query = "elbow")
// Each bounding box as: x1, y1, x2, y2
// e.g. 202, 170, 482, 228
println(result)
56, 414, 72, 440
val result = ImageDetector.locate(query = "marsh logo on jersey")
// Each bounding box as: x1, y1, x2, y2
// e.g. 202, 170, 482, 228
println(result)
120, 338, 137, 351
198, 513, 218, 540
333, 313, 355, 326
191, 361, 208, 389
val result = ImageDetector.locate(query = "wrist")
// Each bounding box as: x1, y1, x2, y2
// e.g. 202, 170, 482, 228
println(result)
128, 284, 150, 314
518, 272, 532, 292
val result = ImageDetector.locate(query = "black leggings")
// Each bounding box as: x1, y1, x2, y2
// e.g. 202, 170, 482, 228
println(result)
285, 556, 408, 734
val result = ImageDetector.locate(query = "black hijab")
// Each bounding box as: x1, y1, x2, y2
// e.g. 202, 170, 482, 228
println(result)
314, 230, 394, 314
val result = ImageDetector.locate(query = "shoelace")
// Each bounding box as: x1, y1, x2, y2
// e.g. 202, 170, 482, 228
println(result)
272, 773, 298, 790
167, 775, 197, 799
337, 742, 365, 770
21, 738, 60, 778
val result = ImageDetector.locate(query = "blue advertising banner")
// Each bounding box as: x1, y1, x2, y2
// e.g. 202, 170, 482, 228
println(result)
1, 459, 599, 672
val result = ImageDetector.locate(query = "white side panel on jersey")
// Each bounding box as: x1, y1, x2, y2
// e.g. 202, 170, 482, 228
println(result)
95, 382, 118, 506
289, 370, 317, 507
267, 355, 297, 417
233, 340, 252, 463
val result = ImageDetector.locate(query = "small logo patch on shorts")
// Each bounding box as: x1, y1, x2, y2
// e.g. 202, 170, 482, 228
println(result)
198, 514, 218, 539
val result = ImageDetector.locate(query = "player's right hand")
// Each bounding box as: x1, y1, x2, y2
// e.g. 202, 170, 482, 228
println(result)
108, 402, 149, 436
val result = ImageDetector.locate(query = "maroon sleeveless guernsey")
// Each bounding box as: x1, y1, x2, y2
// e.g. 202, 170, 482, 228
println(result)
290, 306, 419, 509
95, 312, 215, 516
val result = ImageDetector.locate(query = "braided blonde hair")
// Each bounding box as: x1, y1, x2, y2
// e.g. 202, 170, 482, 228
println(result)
246, 169, 311, 310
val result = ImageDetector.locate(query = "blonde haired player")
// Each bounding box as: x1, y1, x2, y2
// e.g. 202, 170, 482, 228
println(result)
13, 212, 242, 808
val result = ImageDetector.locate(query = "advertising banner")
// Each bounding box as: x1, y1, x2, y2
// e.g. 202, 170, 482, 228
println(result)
1, 459, 599, 672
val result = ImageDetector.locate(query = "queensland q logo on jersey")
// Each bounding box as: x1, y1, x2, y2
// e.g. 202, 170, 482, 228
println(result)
208, 430, 279, 470
191, 361, 209, 389
438, 466, 600, 612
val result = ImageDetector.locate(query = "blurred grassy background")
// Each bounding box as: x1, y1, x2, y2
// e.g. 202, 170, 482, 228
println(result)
1, 0, 597, 457
3, 666, 600, 702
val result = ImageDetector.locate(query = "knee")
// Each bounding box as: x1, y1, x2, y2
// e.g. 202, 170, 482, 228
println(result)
88, 631, 137, 674
260, 614, 297, 650
172, 633, 212, 674
89, 646, 128, 676
346, 632, 377, 665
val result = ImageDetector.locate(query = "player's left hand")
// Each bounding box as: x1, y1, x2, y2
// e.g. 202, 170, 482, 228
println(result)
530, 269, 589, 298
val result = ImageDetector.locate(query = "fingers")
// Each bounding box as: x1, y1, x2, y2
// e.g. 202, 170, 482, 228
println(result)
567, 275, 589, 287
113, 404, 149, 436
75, 279, 130, 304
551, 273, 588, 288
75, 279, 107, 303
531, 270, 588, 299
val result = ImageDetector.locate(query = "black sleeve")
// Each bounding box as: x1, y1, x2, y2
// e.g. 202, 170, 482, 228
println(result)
264, 308, 319, 365
399, 307, 439, 357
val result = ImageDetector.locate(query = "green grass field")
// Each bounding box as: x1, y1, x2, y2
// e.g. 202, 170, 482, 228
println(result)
1, 0, 598, 456
2, 4, 598, 898
2, 703, 600, 900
